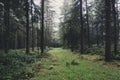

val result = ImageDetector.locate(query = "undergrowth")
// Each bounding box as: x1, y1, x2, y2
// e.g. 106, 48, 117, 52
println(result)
0, 48, 49, 80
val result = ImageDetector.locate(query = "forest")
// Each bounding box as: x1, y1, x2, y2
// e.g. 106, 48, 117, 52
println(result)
0, 0, 120, 80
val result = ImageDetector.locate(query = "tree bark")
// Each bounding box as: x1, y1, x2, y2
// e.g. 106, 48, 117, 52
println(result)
41, 0, 45, 54
105, 0, 112, 62
26, 0, 30, 54
4, 0, 10, 53
85, 0, 90, 48
79, 0, 84, 54
31, 0, 34, 51
112, 0, 118, 55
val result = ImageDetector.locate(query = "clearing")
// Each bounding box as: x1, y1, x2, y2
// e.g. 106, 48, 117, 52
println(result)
31, 48, 120, 80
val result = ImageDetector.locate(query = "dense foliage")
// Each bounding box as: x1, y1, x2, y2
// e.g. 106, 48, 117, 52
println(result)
60, 0, 120, 60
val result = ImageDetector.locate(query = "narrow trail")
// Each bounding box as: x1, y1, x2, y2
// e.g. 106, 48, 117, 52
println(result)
31, 48, 120, 80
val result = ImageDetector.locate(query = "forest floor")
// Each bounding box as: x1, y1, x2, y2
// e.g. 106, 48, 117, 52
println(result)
30, 48, 120, 80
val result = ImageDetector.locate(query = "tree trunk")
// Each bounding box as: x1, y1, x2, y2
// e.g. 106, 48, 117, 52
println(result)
105, 0, 112, 62
4, 0, 10, 53
79, 0, 84, 54
112, 0, 118, 55
31, 0, 34, 51
116, 2, 120, 51
40, 0, 45, 54
85, 0, 90, 48
26, 0, 30, 54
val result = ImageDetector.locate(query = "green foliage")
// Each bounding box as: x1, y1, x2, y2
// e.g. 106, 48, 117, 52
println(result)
84, 45, 105, 55
113, 54, 120, 60
112, 46, 120, 60
112, 51, 120, 60
0, 50, 36, 80
85, 45, 120, 60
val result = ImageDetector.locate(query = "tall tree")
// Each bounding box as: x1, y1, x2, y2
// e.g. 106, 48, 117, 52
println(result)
41, 0, 45, 54
79, 0, 84, 54
105, 0, 112, 61
112, 0, 118, 55
4, 0, 10, 53
85, 0, 90, 48
31, 0, 35, 51
26, 0, 30, 54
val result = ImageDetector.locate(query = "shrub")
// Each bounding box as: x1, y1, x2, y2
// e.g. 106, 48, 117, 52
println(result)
84, 45, 105, 55
0, 50, 36, 80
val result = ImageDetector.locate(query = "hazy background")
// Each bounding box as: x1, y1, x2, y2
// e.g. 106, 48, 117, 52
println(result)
34, 0, 64, 23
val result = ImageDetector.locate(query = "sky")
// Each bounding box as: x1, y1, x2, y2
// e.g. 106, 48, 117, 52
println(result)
34, 0, 64, 23
34, 0, 94, 23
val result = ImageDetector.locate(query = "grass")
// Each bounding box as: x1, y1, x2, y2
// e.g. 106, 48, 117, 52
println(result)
31, 48, 120, 80
0, 48, 119, 80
